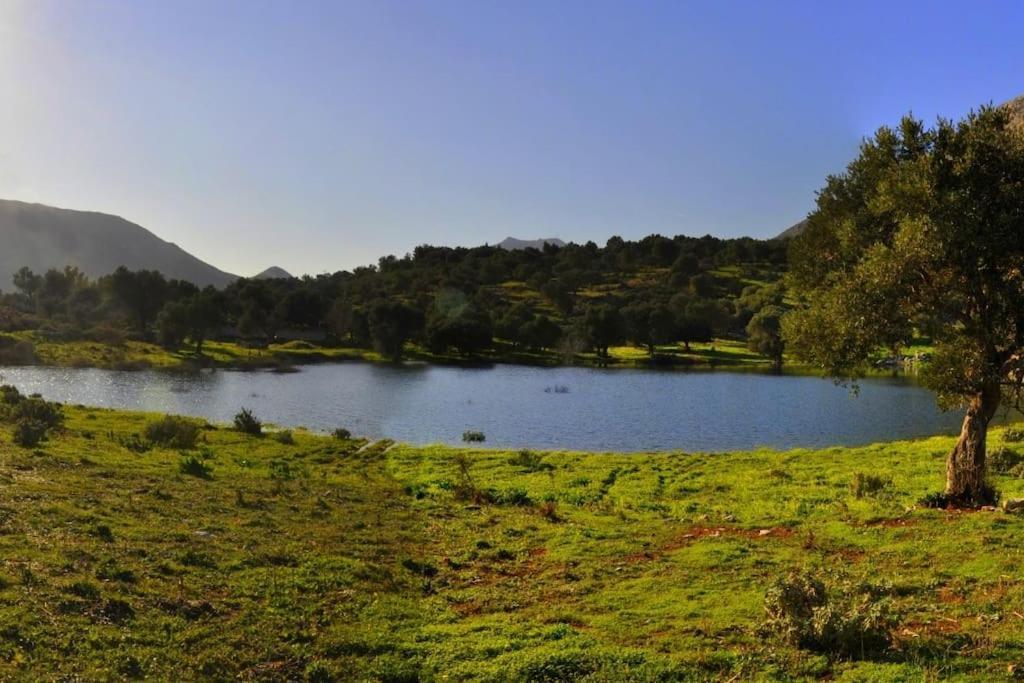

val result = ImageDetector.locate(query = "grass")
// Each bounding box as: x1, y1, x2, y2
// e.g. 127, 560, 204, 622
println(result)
2, 404, 1024, 679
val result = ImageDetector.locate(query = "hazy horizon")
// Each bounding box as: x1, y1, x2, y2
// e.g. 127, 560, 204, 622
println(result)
3, 0, 1024, 275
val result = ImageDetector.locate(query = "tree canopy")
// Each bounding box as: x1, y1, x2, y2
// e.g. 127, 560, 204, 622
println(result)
784, 105, 1024, 505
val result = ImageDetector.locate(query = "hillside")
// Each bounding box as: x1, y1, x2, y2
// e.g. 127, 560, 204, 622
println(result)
775, 218, 808, 239
0, 200, 237, 289
497, 236, 566, 250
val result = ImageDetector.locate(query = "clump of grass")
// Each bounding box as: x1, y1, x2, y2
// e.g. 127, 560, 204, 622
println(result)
462, 430, 486, 443
763, 571, 895, 658
538, 499, 561, 522
233, 408, 262, 436
850, 472, 890, 498
1003, 426, 1024, 443
2, 388, 65, 448
273, 430, 295, 445
179, 455, 212, 479
144, 415, 200, 449
332, 427, 351, 440
509, 449, 553, 472
988, 446, 1022, 474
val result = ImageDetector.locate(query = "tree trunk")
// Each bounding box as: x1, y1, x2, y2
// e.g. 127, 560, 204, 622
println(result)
945, 381, 1000, 506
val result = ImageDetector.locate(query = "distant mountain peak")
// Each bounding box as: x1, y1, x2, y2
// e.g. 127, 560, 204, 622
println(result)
254, 266, 293, 280
497, 236, 566, 251
774, 219, 808, 240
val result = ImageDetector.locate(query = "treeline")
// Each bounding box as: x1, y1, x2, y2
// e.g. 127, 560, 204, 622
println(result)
0, 233, 789, 364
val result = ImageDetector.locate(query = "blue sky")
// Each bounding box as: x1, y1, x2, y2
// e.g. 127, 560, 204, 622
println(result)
2, 1, 1023, 276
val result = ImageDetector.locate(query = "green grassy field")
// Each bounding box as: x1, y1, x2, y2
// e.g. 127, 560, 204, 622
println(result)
2, 403, 1024, 680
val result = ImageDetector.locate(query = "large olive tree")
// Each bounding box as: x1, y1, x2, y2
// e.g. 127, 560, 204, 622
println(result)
784, 105, 1024, 506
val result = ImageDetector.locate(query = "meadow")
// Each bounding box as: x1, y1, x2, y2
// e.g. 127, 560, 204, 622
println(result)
2, 400, 1024, 680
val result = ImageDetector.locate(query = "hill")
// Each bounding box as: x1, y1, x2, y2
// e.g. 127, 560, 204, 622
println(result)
253, 266, 293, 280
774, 219, 807, 240
497, 236, 566, 250
0, 200, 237, 289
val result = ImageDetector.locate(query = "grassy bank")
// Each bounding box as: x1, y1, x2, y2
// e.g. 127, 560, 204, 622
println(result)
2, 403, 1024, 680
4, 330, 776, 372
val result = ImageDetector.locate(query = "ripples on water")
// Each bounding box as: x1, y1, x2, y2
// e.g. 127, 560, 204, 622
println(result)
0, 363, 970, 452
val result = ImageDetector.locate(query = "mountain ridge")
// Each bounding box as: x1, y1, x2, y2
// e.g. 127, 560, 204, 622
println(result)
0, 199, 238, 289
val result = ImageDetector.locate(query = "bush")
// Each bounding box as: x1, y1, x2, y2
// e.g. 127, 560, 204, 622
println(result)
850, 472, 890, 498
233, 408, 262, 436
764, 571, 895, 658
179, 455, 212, 479
273, 430, 295, 445
144, 415, 200, 449
332, 427, 351, 440
462, 430, 486, 443
13, 419, 48, 448
509, 449, 553, 472
989, 446, 1023, 474
1004, 426, 1024, 443
0, 335, 37, 365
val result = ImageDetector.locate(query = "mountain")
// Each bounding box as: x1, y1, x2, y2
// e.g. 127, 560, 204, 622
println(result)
497, 236, 566, 250
253, 266, 293, 280
774, 219, 808, 240
0, 200, 237, 289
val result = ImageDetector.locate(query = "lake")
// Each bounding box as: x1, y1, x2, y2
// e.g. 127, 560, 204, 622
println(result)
0, 362, 982, 452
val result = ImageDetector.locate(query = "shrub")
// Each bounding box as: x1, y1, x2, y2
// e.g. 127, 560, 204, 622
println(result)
12, 397, 64, 431
764, 571, 895, 658
509, 449, 553, 472
0, 384, 21, 406
538, 500, 561, 522
493, 487, 532, 506
1004, 426, 1024, 443
233, 408, 262, 436
918, 491, 950, 509
13, 419, 48, 448
144, 415, 200, 449
179, 455, 212, 479
462, 430, 486, 443
0, 335, 37, 365
332, 427, 351, 440
274, 430, 295, 445
989, 446, 1023, 474
850, 472, 890, 498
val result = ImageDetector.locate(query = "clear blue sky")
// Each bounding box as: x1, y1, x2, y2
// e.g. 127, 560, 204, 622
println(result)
2, 1, 1023, 276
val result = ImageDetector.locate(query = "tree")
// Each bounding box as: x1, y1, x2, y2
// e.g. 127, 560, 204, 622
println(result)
746, 305, 785, 370
623, 302, 676, 355
520, 315, 562, 351
784, 106, 1024, 506
582, 305, 625, 359
184, 289, 225, 356
155, 300, 190, 349
368, 299, 422, 361
109, 267, 169, 337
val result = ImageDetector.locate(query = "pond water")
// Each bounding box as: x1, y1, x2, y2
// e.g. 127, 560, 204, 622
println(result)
0, 363, 981, 452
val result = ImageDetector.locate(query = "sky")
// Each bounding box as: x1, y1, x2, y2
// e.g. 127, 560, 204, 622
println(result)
2, 1, 1024, 277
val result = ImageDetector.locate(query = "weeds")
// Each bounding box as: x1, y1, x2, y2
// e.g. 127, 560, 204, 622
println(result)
233, 408, 262, 436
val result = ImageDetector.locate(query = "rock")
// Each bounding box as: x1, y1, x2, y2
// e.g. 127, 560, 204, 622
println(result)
758, 529, 773, 537
1002, 498, 1024, 513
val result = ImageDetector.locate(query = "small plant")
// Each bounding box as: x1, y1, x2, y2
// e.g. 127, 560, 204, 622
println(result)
179, 455, 212, 479
538, 499, 561, 522
1004, 426, 1024, 443
233, 408, 262, 436
989, 446, 1023, 474
144, 415, 200, 449
462, 430, 486, 443
850, 472, 890, 498
332, 427, 351, 440
918, 491, 949, 509
764, 571, 895, 658
509, 449, 553, 472
273, 429, 295, 445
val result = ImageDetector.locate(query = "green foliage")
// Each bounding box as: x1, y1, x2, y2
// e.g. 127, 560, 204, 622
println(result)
233, 408, 262, 436
461, 430, 486, 443
746, 305, 786, 368
764, 571, 895, 658
850, 472, 891, 498
179, 455, 212, 479
1004, 427, 1024, 443
143, 415, 200, 449
989, 446, 1023, 474
509, 449, 553, 472
273, 429, 295, 445
332, 427, 352, 440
